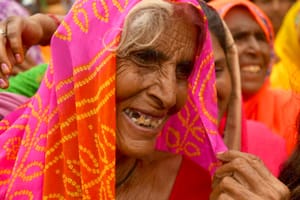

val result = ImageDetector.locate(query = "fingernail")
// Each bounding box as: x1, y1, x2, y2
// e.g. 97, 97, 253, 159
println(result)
15, 53, 22, 63
0, 79, 7, 88
216, 151, 226, 156
1, 63, 10, 74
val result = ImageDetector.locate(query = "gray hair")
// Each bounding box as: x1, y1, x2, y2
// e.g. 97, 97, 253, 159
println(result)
116, 0, 173, 57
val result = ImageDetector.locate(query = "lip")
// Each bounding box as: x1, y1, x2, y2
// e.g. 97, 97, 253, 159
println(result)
122, 108, 167, 139
128, 107, 167, 119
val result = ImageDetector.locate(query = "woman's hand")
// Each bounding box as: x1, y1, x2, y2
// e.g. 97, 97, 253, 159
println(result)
210, 150, 290, 200
0, 14, 63, 88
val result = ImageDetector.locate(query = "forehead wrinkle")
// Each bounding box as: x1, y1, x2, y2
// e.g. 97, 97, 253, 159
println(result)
155, 26, 196, 62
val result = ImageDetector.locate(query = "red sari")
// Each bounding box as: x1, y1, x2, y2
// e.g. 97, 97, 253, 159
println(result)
169, 156, 211, 200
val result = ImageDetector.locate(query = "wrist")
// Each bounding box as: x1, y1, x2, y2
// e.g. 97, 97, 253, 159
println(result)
31, 13, 62, 46
47, 14, 61, 27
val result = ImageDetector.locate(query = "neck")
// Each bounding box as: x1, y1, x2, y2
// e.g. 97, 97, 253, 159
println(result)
116, 151, 138, 188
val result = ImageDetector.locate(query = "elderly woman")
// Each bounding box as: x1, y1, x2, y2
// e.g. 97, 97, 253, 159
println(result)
0, 0, 226, 199
209, 0, 300, 155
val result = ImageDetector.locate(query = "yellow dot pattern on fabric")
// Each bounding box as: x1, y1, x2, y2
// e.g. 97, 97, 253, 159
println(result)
9, 190, 34, 200
74, 8, 89, 32
165, 94, 206, 157
112, 0, 128, 11
3, 137, 21, 160
192, 51, 213, 94
199, 54, 218, 126
55, 21, 72, 41
92, 1, 109, 22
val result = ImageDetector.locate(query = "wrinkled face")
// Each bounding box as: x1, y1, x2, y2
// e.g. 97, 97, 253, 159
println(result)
224, 7, 270, 99
211, 33, 232, 123
116, 18, 198, 157
253, 0, 295, 34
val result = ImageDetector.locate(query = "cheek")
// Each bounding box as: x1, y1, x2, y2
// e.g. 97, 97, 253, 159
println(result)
261, 44, 271, 64
116, 62, 141, 101
216, 73, 232, 103
175, 82, 189, 110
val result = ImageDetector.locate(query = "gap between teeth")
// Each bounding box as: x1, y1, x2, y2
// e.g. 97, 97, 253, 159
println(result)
125, 109, 163, 128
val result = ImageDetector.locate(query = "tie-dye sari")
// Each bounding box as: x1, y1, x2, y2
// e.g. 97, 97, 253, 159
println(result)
0, 0, 225, 198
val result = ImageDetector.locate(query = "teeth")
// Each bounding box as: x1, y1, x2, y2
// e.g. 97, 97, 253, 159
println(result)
124, 108, 163, 129
241, 65, 261, 73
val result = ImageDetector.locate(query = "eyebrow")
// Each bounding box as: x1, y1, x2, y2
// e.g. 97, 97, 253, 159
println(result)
215, 57, 227, 66
146, 48, 169, 61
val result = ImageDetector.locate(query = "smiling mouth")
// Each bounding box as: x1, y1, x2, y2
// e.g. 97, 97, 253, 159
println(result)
124, 108, 165, 129
241, 65, 261, 73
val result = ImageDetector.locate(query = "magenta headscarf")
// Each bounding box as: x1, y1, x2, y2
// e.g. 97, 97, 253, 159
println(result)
0, 0, 225, 198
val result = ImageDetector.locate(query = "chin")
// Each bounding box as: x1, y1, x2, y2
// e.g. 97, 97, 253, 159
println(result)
116, 137, 157, 158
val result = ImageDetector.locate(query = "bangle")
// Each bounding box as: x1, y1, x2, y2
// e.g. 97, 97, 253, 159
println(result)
47, 14, 61, 27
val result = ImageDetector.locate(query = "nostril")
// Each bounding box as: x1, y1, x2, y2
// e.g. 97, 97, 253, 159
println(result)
149, 94, 165, 108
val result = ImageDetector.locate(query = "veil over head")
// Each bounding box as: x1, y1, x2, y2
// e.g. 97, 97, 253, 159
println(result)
0, 0, 225, 198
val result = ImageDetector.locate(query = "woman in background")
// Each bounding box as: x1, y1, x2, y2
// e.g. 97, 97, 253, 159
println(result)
201, 1, 287, 176
210, 0, 299, 155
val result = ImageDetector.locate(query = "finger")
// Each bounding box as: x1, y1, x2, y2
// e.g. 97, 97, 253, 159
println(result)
216, 150, 259, 163
0, 23, 12, 84
214, 156, 262, 189
6, 16, 26, 64
218, 151, 282, 186
211, 176, 262, 200
248, 158, 290, 199
215, 153, 290, 199
12, 55, 36, 75
218, 193, 235, 200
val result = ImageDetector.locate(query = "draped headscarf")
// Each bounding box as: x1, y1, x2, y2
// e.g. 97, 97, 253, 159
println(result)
209, 0, 274, 47
0, 0, 224, 198
270, 1, 300, 91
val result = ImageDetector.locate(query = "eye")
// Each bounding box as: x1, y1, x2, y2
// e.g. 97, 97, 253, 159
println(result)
255, 32, 267, 42
131, 49, 163, 66
215, 65, 224, 77
176, 61, 194, 79
233, 32, 246, 41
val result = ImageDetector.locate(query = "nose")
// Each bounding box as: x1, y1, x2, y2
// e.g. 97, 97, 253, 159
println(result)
246, 36, 260, 55
148, 65, 177, 109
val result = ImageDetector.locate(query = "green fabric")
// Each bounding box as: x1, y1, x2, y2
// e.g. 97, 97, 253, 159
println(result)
0, 63, 48, 97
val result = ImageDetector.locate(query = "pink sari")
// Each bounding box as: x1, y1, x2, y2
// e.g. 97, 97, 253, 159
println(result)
0, 0, 225, 198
